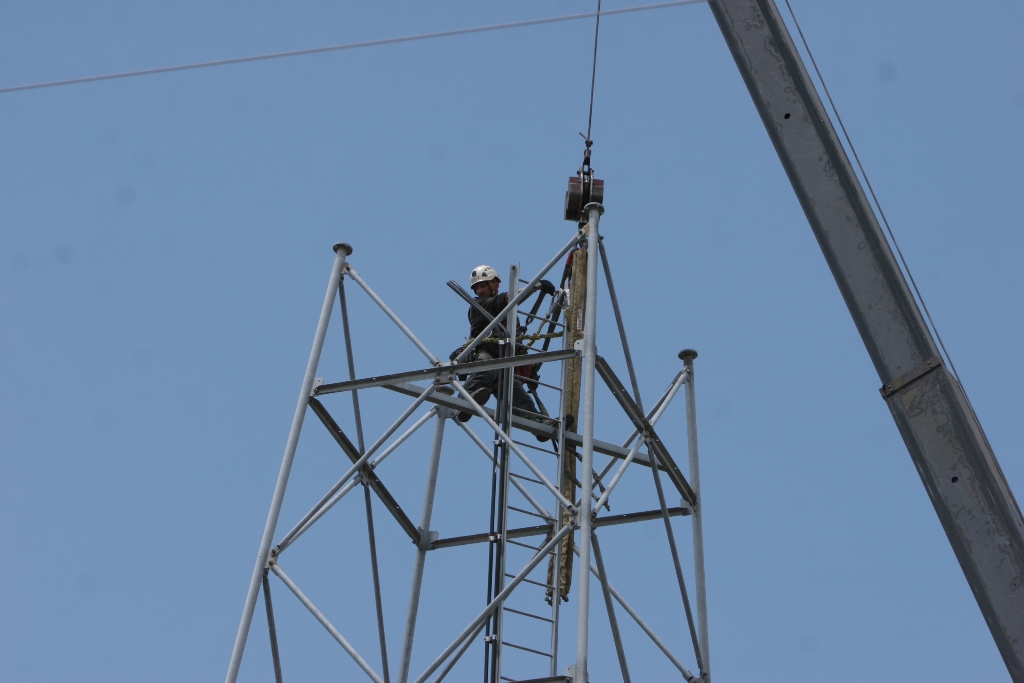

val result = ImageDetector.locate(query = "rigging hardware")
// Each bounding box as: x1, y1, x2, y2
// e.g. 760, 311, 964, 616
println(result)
564, 138, 605, 223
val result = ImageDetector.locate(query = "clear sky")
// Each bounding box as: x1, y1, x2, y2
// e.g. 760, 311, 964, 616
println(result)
1, 1, 1021, 681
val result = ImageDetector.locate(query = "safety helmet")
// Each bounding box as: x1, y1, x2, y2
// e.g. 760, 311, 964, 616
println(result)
470, 265, 500, 288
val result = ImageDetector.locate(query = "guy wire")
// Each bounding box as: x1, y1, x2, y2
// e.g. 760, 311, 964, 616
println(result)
782, 0, 985, 430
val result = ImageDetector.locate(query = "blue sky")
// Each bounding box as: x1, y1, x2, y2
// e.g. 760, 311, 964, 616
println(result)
1, 1, 1021, 681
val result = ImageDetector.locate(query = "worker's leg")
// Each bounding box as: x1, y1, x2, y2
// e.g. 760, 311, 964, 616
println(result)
458, 350, 496, 422
510, 381, 540, 417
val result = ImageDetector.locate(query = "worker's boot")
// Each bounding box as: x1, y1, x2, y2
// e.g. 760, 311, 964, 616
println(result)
535, 416, 559, 443
532, 412, 576, 443
457, 386, 491, 423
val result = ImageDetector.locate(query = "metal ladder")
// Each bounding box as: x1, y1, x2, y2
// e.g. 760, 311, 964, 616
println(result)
482, 272, 571, 683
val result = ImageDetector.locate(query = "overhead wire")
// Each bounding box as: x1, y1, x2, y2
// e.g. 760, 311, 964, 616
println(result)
781, 0, 982, 423
0, 0, 705, 96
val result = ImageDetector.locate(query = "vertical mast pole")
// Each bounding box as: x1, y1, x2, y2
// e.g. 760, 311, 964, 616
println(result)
574, 203, 603, 682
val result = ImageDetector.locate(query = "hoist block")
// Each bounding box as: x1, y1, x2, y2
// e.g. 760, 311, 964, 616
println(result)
564, 175, 604, 222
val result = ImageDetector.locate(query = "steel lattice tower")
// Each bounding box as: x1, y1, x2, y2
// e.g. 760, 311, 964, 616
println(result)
226, 205, 710, 682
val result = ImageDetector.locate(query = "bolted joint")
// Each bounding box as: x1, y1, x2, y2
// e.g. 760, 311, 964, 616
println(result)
416, 526, 438, 550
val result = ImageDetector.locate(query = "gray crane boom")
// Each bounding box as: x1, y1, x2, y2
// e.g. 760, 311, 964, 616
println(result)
708, 0, 1024, 677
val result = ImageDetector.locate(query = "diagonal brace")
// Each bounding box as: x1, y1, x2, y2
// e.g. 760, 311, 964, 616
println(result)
308, 397, 420, 543
595, 356, 695, 505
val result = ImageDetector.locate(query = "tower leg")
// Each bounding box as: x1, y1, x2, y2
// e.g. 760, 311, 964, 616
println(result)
226, 243, 351, 683
574, 203, 603, 682
681, 350, 709, 680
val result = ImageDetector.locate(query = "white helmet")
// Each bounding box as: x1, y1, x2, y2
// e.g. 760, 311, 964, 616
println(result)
470, 265, 500, 288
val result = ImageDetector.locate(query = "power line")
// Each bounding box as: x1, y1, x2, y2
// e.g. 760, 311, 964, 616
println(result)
0, 1, 705, 96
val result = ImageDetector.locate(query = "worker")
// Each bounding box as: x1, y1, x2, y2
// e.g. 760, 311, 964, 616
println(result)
457, 265, 557, 439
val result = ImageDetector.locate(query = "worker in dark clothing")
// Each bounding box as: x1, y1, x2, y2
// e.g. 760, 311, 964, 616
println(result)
457, 265, 556, 437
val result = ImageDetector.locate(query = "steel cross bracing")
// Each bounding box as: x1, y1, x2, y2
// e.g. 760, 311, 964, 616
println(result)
226, 216, 711, 682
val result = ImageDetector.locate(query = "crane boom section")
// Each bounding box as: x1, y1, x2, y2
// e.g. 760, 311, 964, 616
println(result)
708, 0, 1024, 677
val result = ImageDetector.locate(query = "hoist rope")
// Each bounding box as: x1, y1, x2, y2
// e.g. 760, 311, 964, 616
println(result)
782, 0, 979, 421
586, 0, 603, 142
0, 1, 704, 96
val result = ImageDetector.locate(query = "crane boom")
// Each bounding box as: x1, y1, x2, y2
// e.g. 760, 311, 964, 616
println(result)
708, 0, 1024, 677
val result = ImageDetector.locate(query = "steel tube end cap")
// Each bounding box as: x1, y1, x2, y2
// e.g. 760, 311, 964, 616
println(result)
583, 202, 605, 216
679, 349, 698, 363
333, 242, 353, 255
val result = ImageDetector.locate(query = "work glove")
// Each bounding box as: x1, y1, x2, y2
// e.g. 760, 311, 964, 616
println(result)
538, 279, 556, 296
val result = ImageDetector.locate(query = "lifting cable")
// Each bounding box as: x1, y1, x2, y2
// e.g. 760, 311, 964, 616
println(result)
585, 0, 603, 144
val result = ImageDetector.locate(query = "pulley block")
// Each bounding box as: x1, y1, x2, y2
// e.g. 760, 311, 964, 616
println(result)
563, 142, 604, 222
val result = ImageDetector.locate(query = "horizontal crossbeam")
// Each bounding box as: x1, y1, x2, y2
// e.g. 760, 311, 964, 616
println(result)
384, 381, 661, 467
314, 349, 579, 395
429, 508, 689, 550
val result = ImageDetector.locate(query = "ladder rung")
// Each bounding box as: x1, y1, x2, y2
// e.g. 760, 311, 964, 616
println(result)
508, 505, 551, 521
506, 538, 547, 552
509, 472, 545, 486
505, 573, 554, 590
501, 640, 553, 658
511, 440, 558, 456
503, 606, 554, 623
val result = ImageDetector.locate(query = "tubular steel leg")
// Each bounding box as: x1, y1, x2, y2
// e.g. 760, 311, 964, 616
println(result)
365, 483, 391, 683
261, 571, 284, 683
338, 276, 366, 452
575, 203, 603, 683
681, 350, 709, 678
226, 242, 350, 683
591, 532, 630, 683
397, 412, 447, 683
